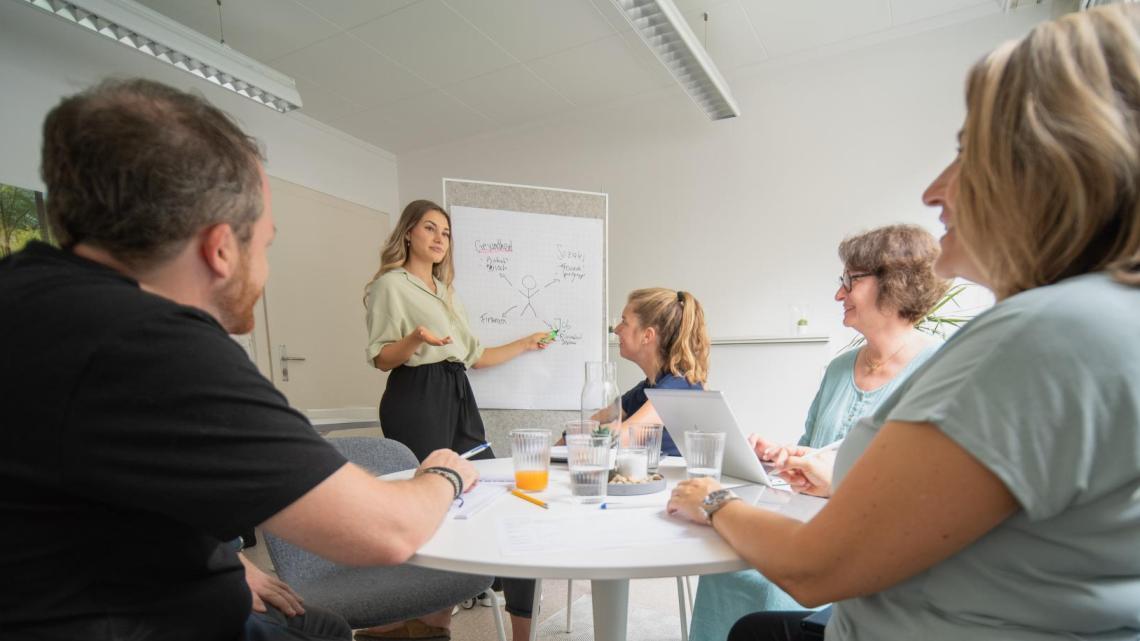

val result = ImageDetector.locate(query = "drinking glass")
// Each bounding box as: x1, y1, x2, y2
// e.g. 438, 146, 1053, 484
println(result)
625, 422, 664, 472
684, 431, 726, 481
563, 419, 599, 437
566, 434, 610, 503
510, 429, 551, 492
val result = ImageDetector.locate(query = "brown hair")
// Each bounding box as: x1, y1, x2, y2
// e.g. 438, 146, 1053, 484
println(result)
838, 224, 951, 323
40, 78, 264, 268
626, 288, 710, 385
956, 4, 1140, 299
364, 199, 455, 304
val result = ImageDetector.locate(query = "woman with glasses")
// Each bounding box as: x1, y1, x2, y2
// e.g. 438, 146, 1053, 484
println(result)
673, 6, 1140, 640
687, 224, 949, 641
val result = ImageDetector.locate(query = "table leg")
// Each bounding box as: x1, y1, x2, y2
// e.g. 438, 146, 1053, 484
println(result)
590, 578, 630, 641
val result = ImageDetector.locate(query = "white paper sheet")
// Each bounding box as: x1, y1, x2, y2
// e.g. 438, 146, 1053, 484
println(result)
497, 510, 705, 555
449, 483, 509, 520
451, 205, 604, 409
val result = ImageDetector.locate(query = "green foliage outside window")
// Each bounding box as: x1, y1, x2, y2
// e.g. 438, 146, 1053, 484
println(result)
0, 184, 45, 258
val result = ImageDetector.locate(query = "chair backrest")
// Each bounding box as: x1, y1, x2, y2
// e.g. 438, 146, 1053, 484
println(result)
263, 436, 419, 586
328, 436, 418, 475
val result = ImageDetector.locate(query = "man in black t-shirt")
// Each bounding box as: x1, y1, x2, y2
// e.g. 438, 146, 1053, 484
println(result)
0, 79, 477, 641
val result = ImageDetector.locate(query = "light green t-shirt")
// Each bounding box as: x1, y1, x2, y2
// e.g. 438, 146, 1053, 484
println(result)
364, 268, 484, 368
830, 273, 1140, 641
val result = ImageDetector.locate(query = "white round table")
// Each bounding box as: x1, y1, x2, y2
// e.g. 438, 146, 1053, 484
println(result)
405, 457, 751, 641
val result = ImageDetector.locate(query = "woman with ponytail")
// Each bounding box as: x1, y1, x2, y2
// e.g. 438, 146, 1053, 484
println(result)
611, 287, 711, 456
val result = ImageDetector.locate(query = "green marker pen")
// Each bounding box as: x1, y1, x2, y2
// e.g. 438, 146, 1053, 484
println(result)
541, 329, 558, 344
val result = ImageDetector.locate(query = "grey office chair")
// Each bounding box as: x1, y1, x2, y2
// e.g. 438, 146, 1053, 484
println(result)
263, 436, 506, 640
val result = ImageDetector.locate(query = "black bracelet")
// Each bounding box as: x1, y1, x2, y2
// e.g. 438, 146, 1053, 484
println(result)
422, 466, 462, 500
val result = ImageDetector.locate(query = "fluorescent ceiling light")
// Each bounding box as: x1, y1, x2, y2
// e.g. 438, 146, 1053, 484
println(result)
20, 0, 302, 113
996, 0, 1047, 10
610, 0, 740, 121
999, 0, 1138, 11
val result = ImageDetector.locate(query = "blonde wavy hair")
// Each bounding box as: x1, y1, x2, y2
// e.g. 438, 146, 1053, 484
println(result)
956, 4, 1140, 300
626, 288, 710, 385
364, 199, 455, 306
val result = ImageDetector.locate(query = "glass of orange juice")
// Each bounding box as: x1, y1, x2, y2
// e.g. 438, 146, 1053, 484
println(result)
510, 428, 551, 492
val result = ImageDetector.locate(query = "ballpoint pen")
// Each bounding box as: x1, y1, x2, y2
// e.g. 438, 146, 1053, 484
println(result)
460, 442, 492, 459
599, 503, 658, 510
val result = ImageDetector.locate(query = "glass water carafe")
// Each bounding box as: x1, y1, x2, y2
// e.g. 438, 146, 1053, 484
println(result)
582, 361, 621, 441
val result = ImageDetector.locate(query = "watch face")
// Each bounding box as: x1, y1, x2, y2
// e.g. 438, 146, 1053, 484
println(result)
703, 489, 728, 508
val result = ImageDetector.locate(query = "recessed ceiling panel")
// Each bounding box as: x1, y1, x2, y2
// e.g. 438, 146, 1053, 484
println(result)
272, 34, 432, 108
350, 0, 516, 87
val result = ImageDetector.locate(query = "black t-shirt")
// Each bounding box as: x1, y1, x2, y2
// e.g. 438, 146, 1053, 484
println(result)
0, 242, 347, 640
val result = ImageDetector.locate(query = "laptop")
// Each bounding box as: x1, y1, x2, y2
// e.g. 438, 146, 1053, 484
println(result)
645, 388, 774, 486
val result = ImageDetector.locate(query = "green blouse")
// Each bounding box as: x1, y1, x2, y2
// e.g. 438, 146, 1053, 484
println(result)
364, 268, 484, 368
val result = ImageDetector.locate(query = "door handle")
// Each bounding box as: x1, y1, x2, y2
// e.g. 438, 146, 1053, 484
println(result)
279, 344, 306, 382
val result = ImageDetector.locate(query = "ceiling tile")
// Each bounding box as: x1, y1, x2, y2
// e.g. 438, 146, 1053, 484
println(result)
350, 0, 516, 86
292, 0, 420, 29
740, 0, 893, 58
681, 0, 767, 72
529, 33, 673, 108
889, 0, 995, 26
326, 109, 418, 152
331, 89, 493, 152
135, 0, 218, 40
445, 0, 617, 61
140, 0, 343, 63
293, 77, 362, 123
446, 64, 573, 125
272, 35, 432, 108
586, 0, 633, 32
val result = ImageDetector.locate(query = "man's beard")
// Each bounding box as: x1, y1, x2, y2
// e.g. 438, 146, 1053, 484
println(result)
215, 251, 260, 335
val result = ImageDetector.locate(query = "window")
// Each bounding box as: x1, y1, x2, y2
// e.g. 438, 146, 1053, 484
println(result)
0, 182, 49, 258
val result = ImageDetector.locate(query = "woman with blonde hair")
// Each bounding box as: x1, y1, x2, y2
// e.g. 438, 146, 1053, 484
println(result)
363, 199, 547, 640
688, 224, 948, 641
611, 287, 710, 456
669, 6, 1140, 640
364, 199, 548, 459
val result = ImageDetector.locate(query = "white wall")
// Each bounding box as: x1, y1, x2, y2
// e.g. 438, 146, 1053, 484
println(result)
398, 8, 1043, 436
0, 0, 398, 215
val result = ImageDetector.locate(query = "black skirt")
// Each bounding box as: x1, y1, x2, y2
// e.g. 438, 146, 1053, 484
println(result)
379, 360, 492, 462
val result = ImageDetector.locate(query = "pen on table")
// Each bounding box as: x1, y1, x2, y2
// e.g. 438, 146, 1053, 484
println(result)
460, 442, 492, 459
510, 489, 549, 509
599, 503, 658, 510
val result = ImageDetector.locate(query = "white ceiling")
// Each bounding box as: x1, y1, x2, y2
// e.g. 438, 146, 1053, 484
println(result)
135, 0, 1002, 154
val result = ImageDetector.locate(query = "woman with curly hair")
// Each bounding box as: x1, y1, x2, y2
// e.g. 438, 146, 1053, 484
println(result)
688, 224, 949, 641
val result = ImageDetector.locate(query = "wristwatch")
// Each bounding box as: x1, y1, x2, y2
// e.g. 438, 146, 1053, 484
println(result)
701, 489, 741, 523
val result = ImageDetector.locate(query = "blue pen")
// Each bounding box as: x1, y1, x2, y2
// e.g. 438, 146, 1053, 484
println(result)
460, 442, 492, 459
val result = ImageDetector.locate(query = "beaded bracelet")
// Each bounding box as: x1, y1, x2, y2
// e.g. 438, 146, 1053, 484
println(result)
422, 466, 462, 500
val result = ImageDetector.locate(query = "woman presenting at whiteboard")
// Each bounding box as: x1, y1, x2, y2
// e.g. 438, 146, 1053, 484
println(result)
364, 199, 546, 641
364, 199, 549, 460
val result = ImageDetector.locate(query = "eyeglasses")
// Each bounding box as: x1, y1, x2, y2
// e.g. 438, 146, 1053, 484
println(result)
839, 271, 875, 292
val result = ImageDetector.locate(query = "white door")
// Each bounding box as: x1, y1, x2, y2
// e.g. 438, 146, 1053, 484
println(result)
256, 176, 390, 412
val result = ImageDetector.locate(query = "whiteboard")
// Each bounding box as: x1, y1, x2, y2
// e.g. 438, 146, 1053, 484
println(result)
452, 205, 605, 409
